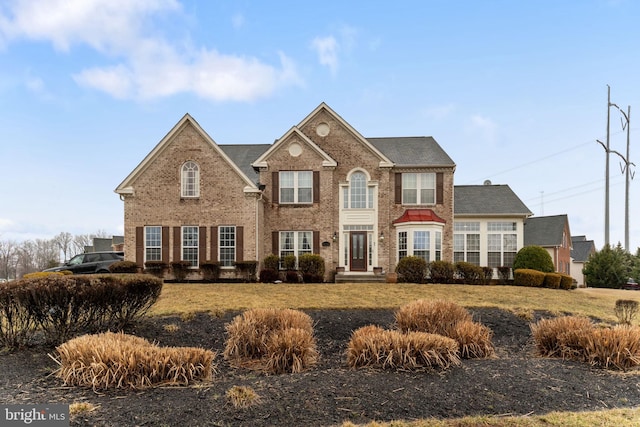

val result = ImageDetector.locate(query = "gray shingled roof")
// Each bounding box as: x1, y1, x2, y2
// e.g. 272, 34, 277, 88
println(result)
571, 237, 595, 262
454, 185, 532, 216
219, 144, 271, 184
368, 137, 455, 167
524, 215, 569, 247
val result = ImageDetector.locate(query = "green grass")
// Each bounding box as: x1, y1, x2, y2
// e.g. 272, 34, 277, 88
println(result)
148, 283, 640, 426
150, 283, 640, 324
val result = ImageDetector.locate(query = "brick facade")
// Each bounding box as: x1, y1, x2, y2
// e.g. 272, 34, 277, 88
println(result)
116, 104, 456, 281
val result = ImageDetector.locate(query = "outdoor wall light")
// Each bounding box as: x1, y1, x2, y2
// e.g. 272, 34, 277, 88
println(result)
379, 232, 385, 242
332, 232, 338, 242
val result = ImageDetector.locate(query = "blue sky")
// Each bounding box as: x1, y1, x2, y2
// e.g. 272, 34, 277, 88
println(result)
0, 0, 638, 252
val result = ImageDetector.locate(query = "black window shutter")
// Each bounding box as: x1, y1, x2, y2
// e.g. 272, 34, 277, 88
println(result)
272, 231, 279, 255
135, 227, 144, 267
162, 226, 170, 262
173, 227, 181, 262
199, 227, 207, 265
313, 231, 320, 254
210, 226, 218, 262
313, 171, 320, 203
272, 172, 279, 204
236, 226, 244, 262
394, 173, 402, 204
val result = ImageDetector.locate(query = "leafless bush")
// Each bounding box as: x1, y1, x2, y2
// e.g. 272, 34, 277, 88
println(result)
395, 299, 472, 336
450, 320, 495, 359
614, 299, 639, 325
530, 316, 593, 357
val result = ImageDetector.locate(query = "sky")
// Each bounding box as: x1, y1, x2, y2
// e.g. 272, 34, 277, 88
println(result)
0, 0, 639, 252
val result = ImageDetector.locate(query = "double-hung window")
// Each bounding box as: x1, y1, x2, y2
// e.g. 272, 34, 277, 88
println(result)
454, 222, 480, 265
279, 231, 312, 265
181, 226, 199, 267
344, 172, 374, 209
487, 222, 517, 267
219, 226, 236, 267
402, 173, 435, 205
181, 161, 200, 198
144, 226, 162, 262
397, 230, 441, 262
280, 171, 312, 204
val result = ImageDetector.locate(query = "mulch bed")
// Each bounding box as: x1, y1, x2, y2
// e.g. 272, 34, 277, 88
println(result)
1, 308, 640, 426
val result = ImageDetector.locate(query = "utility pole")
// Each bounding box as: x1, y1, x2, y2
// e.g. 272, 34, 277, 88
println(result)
621, 105, 634, 251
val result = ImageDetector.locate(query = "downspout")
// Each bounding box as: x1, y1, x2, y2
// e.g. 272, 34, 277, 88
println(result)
256, 193, 262, 270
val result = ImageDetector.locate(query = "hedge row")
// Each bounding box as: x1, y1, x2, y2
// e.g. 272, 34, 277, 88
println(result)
513, 269, 574, 289
0, 274, 163, 348
395, 257, 505, 285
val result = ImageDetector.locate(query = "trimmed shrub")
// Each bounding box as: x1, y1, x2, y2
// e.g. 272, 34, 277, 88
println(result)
298, 254, 325, 283
513, 268, 546, 287
171, 261, 192, 282
223, 308, 317, 374
234, 261, 258, 282
481, 267, 494, 285
345, 325, 460, 370
496, 266, 512, 285
259, 269, 280, 283
455, 262, 483, 285
615, 299, 639, 325
53, 331, 215, 390
144, 261, 169, 278
200, 261, 221, 282
263, 254, 281, 271
512, 246, 554, 273
109, 261, 139, 274
559, 274, 574, 290
543, 273, 562, 289
0, 274, 163, 347
396, 256, 427, 284
23, 271, 71, 279
285, 270, 301, 283
428, 260, 455, 284
282, 255, 297, 271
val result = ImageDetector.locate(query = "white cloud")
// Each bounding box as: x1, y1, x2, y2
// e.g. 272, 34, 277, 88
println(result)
0, 218, 14, 230
0, 0, 302, 102
311, 36, 339, 75
469, 114, 498, 142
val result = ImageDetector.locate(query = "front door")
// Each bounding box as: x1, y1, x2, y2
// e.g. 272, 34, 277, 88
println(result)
350, 232, 367, 272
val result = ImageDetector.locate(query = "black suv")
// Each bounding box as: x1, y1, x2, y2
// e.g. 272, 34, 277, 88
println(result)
44, 251, 124, 274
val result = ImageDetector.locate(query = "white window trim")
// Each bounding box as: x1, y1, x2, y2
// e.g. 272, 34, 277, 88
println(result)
402, 172, 436, 205
181, 161, 200, 198
181, 226, 199, 267
219, 225, 236, 268
396, 224, 444, 264
144, 226, 162, 262
279, 171, 313, 204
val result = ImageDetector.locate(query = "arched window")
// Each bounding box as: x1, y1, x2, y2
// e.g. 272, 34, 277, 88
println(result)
181, 161, 200, 198
349, 172, 367, 208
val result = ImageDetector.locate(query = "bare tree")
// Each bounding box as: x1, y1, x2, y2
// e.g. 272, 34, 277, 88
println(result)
53, 231, 73, 262
72, 234, 93, 256
0, 238, 18, 280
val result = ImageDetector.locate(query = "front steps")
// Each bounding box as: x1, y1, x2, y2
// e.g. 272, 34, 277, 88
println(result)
334, 273, 387, 284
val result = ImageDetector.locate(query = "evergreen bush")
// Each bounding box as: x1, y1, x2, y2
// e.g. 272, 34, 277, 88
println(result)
428, 260, 455, 284
512, 246, 554, 273
298, 254, 325, 283
396, 256, 427, 283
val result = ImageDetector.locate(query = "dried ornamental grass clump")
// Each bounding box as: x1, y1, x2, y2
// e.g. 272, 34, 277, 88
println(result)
52, 331, 216, 390
530, 316, 640, 370
346, 325, 460, 370
395, 299, 494, 359
226, 385, 262, 409
223, 308, 318, 374
529, 316, 594, 358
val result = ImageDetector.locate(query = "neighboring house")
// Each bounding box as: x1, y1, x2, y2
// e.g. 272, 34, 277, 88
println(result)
570, 235, 596, 287
116, 103, 458, 281
453, 183, 532, 270
523, 214, 572, 274
85, 236, 125, 253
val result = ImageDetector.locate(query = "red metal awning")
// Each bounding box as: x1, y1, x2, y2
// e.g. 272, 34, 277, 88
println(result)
392, 209, 446, 224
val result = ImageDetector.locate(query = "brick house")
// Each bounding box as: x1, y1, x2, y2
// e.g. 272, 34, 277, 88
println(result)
116, 103, 531, 281
524, 214, 573, 275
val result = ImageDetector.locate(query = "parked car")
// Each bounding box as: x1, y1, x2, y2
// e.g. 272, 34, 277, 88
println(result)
623, 278, 640, 290
43, 251, 124, 274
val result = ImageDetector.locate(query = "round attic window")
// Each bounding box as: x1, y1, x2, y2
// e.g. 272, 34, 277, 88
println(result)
289, 142, 302, 157
316, 122, 330, 137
